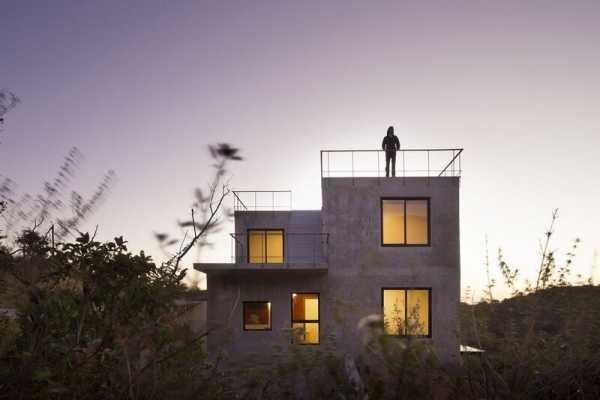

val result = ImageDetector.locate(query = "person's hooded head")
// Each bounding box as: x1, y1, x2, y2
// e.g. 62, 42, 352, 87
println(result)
387, 126, 394, 137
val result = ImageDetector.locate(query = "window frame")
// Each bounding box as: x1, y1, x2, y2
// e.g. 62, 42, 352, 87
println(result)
246, 228, 285, 264
290, 292, 320, 345
380, 197, 431, 247
381, 287, 432, 338
242, 301, 272, 331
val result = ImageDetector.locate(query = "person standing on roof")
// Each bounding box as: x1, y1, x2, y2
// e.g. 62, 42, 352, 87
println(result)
382, 126, 400, 177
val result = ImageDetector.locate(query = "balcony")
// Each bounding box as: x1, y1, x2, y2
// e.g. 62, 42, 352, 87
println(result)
320, 148, 463, 178
194, 232, 328, 273
233, 190, 292, 211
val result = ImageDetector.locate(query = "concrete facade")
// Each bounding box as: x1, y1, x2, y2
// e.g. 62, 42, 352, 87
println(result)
195, 176, 461, 365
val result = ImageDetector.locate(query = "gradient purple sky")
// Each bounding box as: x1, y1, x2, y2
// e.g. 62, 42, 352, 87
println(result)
2, 1, 599, 298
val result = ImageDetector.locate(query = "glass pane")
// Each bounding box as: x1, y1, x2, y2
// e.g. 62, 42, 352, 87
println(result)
382, 200, 405, 244
266, 231, 284, 263
244, 302, 271, 330
406, 200, 428, 244
383, 289, 405, 335
407, 290, 429, 336
292, 322, 320, 344
248, 231, 265, 263
292, 293, 319, 321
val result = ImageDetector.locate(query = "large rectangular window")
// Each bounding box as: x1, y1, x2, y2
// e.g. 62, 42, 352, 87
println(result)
291, 293, 319, 344
381, 198, 430, 246
248, 229, 284, 263
382, 288, 431, 337
243, 301, 271, 331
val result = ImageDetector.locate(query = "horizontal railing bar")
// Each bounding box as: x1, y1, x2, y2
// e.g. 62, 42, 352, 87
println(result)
323, 169, 451, 172
320, 148, 463, 153
233, 190, 292, 193
231, 233, 329, 236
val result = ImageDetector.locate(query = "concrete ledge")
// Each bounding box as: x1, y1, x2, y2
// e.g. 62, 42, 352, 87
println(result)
194, 262, 328, 273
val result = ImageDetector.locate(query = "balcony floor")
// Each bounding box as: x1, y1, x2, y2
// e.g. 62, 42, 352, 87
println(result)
194, 262, 328, 273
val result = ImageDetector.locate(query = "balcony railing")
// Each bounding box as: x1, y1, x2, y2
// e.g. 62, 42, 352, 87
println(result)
229, 232, 329, 264
233, 190, 292, 211
320, 149, 463, 178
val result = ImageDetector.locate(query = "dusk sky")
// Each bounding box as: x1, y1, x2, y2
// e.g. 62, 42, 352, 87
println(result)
2, 1, 599, 298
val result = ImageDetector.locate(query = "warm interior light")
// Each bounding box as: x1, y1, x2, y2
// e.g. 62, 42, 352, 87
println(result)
291, 293, 319, 344
382, 200, 405, 244
382, 289, 429, 336
248, 230, 284, 263
244, 301, 271, 330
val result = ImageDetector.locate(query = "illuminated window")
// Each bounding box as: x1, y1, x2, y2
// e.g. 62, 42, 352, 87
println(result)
243, 301, 271, 331
382, 288, 431, 336
248, 229, 284, 263
381, 198, 429, 245
291, 293, 319, 344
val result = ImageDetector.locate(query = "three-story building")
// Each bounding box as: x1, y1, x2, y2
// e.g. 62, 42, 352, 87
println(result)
195, 148, 462, 365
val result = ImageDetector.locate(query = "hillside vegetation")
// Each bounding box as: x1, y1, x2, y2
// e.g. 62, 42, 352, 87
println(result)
456, 285, 600, 399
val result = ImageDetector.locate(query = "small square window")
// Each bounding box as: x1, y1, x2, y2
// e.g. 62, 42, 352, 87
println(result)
381, 198, 430, 246
243, 301, 271, 331
382, 288, 431, 337
248, 229, 284, 263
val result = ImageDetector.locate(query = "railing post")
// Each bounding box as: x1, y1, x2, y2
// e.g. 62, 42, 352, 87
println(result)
377, 150, 380, 178
272, 191, 274, 211
320, 150, 323, 179
427, 150, 430, 184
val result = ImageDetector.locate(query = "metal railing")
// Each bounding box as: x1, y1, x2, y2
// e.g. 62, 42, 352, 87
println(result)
233, 190, 292, 211
229, 232, 329, 264
320, 149, 463, 178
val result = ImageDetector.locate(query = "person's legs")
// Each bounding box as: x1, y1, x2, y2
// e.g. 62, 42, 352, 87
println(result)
391, 151, 396, 177
385, 152, 391, 177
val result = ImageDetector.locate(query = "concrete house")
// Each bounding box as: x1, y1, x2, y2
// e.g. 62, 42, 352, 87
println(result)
195, 148, 462, 365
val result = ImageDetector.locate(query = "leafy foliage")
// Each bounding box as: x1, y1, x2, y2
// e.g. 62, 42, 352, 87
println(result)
0, 230, 234, 399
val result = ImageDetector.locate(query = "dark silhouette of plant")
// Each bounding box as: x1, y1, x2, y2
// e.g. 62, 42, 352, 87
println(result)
0, 229, 235, 399
0, 89, 19, 135
483, 235, 496, 302
1, 147, 115, 243
154, 143, 242, 272
536, 208, 559, 291
498, 248, 520, 296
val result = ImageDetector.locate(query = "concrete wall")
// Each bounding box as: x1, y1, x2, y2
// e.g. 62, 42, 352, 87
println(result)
204, 176, 460, 365
233, 210, 326, 263
205, 270, 327, 356
321, 177, 460, 365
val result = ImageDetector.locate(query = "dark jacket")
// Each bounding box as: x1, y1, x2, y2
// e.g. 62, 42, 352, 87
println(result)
382, 135, 400, 152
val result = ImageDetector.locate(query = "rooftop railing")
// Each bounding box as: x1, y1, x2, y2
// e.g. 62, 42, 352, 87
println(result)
229, 232, 329, 265
320, 149, 463, 178
233, 190, 292, 211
